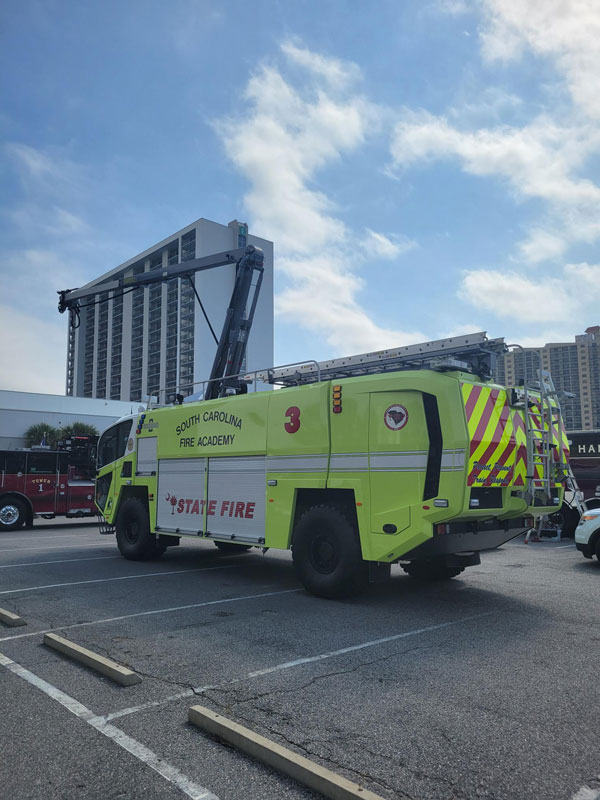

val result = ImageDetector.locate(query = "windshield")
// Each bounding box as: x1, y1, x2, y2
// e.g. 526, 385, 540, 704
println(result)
97, 419, 133, 469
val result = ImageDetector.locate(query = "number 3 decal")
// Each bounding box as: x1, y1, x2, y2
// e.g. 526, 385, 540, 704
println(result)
284, 406, 301, 434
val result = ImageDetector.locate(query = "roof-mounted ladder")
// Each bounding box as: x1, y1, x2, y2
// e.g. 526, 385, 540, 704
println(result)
518, 369, 586, 514
256, 332, 507, 386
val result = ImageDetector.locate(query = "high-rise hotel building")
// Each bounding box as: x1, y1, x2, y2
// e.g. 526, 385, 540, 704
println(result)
66, 218, 273, 402
495, 326, 600, 430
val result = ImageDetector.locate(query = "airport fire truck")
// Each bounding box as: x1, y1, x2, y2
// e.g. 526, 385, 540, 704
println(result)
57, 246, 577, 597
0, 436, 97, 531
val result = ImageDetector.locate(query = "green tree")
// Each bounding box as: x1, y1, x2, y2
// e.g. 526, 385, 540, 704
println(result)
59, 422, 99, 441
24, 423, 60, 449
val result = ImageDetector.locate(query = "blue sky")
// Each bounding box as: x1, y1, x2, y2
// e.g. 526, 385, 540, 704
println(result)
1, 0, 599, 393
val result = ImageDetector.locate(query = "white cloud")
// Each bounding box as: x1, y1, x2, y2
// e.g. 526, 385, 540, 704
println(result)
276, 251, 425, 354
461, 269, 574, 322
7, 142, 60, 177
390, 110, 600, 261
281, 41, 361, 90
479, 0, 600, 119
461, 262, 600, 324
517, 229, 565, 263
389, 2, 600, 272
217, 44, 421, 355
361, 229, 417, 259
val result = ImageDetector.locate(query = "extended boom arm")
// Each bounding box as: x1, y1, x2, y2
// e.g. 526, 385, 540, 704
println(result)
58, 244, 265, 400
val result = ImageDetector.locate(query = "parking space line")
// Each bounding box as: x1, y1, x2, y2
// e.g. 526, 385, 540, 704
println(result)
0, 543, 110, 553
103, 611, 494, 723
0, 533, 100, 543
0, 651, 219, 800
0, 556, 122, 569
0, 588, 301, 643
0, 565, 240, 595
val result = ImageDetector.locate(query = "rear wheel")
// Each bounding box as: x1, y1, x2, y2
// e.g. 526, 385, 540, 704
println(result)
402, 560, 464, 580
115, 496, 163, 560
594, 536, 600, 563
0, 498, 27, 532
550, 505, 580, 538
214, 541, 252, 553
292, 504, 367, 598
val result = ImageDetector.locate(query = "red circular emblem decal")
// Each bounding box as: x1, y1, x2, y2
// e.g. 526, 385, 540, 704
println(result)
384, 404, 408, 431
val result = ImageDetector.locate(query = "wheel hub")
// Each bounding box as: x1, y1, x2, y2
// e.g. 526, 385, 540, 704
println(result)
0, 505, 20, 526
124, 520, 140, 544
310, 535, 337, 574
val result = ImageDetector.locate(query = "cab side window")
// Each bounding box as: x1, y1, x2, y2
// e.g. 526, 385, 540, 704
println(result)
3, 453, 26, 474
27, 453, 57, 474
118, 421, 132, 460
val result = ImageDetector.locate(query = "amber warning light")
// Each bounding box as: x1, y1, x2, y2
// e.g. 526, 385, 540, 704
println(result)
332, 385, 342, 414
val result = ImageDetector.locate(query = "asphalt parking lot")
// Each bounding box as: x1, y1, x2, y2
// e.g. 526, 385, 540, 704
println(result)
0, 521, 599, 800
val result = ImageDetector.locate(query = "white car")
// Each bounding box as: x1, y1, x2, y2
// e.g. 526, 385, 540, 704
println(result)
575, 508, 600, 561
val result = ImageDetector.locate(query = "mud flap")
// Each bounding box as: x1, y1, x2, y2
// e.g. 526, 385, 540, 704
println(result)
158, 534, 180, 547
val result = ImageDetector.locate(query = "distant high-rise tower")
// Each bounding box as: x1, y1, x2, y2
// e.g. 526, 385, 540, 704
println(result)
495, 327, 600, 430
66, 218, 273, 402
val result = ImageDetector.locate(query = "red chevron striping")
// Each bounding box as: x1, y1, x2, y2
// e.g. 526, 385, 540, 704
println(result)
469, 389, 500, 456
473, 397, 512, 469
514, 443, 528, 477
482, 442, 516, 486
464, 384, 483, 420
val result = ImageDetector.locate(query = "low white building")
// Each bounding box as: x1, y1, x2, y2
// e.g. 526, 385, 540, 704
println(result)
0, 390, 141, 450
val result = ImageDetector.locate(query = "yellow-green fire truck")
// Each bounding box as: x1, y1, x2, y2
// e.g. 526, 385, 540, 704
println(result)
92, 333, 572, 597
57, 248, 574, 597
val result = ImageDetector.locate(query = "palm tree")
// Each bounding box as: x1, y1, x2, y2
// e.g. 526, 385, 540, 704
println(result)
59, 422, 99, 440
24, 423, 60, 449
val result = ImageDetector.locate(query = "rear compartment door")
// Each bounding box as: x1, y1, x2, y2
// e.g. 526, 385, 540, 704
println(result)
461, 383, 518, 488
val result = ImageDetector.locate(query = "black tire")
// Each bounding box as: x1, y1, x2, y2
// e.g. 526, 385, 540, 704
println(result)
402, 560, 464, 580
213, 541, 252, 553
0, 498, 27, 532
115, 496, 162, 560
292, 504, 367, 598
551, 505, 580, 538
594, 536, 600, 563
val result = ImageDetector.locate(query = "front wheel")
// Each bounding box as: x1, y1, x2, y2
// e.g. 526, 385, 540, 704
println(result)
0, 498, 27, 532
401, 560, 464, 580
115, 496, 163, 560
292, 504, 367, 598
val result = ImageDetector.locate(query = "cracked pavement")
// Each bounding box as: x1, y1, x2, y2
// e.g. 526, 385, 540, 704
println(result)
1, 521, 599, 800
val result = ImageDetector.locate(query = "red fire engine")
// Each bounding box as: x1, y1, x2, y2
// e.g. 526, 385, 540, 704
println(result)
0, 436, 98, 531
